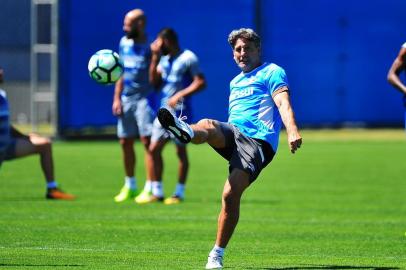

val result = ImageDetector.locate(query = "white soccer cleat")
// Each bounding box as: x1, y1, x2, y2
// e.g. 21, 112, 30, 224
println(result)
205, 255, 223, 269
157, 108, 194, 143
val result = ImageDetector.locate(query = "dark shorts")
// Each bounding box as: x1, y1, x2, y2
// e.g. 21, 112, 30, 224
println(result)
212, 122, 275, 183
0, 139, 16, 167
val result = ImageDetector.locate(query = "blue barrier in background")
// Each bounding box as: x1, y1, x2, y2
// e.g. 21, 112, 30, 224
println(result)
58, 0, 254, 134
261, 0, 406, 126
2, 0, 405, 133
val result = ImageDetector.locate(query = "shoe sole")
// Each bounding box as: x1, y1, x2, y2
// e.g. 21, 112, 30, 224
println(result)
135, 196, 164, 204
158, 108, 191, 143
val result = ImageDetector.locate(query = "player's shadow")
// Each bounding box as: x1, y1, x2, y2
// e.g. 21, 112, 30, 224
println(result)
0, 263, 84, 267
249, 265, 400, 270
0, 197, 45, 202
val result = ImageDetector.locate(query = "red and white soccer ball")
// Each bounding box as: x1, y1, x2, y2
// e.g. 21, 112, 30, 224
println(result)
88, 49, 123, 85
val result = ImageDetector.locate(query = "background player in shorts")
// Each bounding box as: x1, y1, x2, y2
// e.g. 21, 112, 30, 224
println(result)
135, 28, 206, 204
0, 68, 75, 200
387, 42, 406, 129
112, 9, 156, 203
157, 28, 302, 269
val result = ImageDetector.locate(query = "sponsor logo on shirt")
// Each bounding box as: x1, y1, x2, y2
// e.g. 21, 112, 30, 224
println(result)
230, 88, 254, 100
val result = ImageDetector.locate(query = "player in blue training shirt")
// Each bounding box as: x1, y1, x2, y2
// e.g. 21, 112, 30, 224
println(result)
112, 9, 156, 203
387, 42, 406, 129
0, 68, 74, 200
157, 28, 302, 269
135, 28, 206, 205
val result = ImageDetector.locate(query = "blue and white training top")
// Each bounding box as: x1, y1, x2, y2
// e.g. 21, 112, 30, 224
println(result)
158, 49, 202, 111
119, 36, 152, 98
0, 89, 10, 153
228, 63, 289, 152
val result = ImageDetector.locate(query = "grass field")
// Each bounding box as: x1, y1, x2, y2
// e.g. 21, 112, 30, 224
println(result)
1, 129, 406, 269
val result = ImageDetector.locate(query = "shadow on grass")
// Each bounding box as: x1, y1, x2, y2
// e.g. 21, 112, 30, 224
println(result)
248, 265, 400, 270
0, 263, 84, 267
242, 199, 281, 205
0, 197, 45, 202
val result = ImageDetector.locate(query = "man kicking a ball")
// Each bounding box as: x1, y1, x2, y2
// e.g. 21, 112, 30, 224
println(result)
157, 28, 302, 269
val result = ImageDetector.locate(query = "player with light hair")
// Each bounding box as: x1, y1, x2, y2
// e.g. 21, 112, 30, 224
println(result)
157, 28, 302, 269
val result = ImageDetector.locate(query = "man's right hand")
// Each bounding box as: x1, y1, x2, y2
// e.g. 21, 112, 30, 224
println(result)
150, 37, 163, 56
112, 99, 122, 116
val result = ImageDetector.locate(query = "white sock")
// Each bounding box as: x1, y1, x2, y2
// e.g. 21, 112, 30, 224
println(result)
151, 181, 163, 197
144, 180, 152, 192
174, 183, 185, 198
209, 245, 225, 258
47, 181, 58, 189
125, 176, 136, 190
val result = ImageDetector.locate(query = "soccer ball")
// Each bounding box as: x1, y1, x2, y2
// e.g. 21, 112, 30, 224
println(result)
88, 49, 123, 85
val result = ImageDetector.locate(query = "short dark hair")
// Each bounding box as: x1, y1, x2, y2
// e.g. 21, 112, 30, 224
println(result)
228, 28, 261, 49
158, 28, 178, 45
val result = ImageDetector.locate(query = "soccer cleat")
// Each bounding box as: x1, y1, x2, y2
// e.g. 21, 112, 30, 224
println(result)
46, 188, 75, 200
114, 186, 137, 202
157, 108, 194, 144
205, 255, 223, 269
134, 189, 152, 203
164, 195, 183, 205
135, 193, 164, 204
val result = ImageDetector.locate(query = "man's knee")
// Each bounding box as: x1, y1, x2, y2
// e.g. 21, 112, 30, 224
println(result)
196, 118, 218, 129
149, 142, 163, 158
119, 138, 134, 147
196, 119, 221, 136
29, 133, 52, 146
139, 136, 151, 150
222, 189, 241, 214
223, 170, 250, 206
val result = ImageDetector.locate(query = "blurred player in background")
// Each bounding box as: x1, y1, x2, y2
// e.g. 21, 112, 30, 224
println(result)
387, 42, 406, 129
0, 68, 75, 200
157, 28, 302, 269
135, 28, 206, 204
112, 9, 156, 203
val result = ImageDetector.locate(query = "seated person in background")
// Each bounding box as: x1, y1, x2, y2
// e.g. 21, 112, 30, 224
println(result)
0, 67, 75, 200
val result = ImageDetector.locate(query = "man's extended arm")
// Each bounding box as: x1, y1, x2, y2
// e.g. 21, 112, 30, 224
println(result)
167, 74, 206, 108
387, 47, 406, 95
273, 91, 302, 154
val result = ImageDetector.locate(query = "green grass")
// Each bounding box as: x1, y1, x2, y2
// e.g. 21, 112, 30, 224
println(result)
1, 129, 406, 269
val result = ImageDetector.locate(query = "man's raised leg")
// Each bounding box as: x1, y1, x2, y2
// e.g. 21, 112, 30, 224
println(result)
157, 108, 225, 148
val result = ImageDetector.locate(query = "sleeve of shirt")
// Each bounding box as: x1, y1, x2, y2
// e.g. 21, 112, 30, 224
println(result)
157, 58, 164, 75
118, 37, 124, 56
265, 65, 289, 97
402, 42, 406, 48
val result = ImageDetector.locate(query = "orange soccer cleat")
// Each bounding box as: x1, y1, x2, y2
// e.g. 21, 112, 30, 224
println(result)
46, 188, 76, 200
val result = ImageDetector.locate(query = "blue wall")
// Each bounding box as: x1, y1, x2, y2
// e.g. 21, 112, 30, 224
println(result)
0, 0, 30, 80
58, 0, 406, 133
58, 0, 254, 133
261, 0, 406, 126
